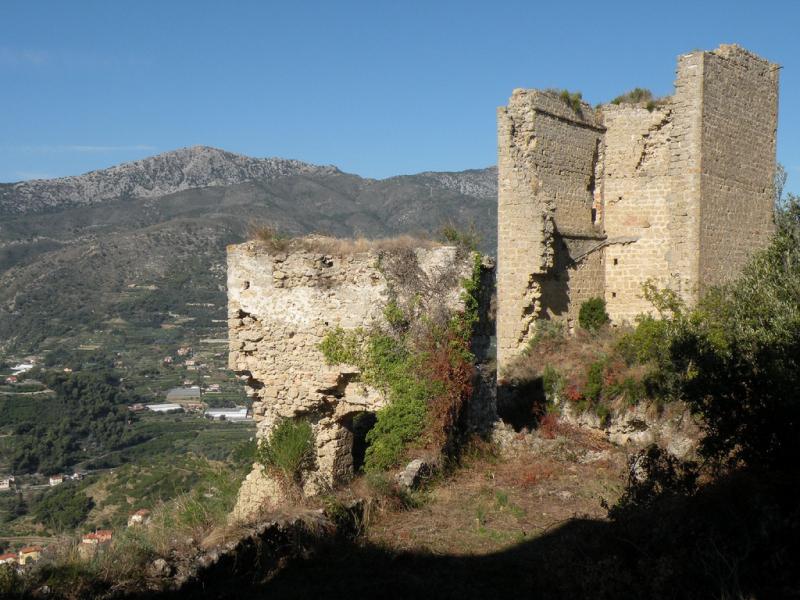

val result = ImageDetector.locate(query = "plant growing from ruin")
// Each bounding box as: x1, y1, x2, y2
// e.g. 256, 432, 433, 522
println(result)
382, 299, 409, 332
558, 89, 583, 114
578, 297, 609, 332
541, 364, 564, 410
439, 223, 480, 253
523, 319, 565, 355
320, 252, 483, 471
258, 418, 315, 483
611, 87, 653, 105
251, 225, 292, 252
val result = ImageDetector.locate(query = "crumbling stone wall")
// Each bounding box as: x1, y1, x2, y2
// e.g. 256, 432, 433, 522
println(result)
497, 44, 779, 376
497, 90, 605, 370
228, 241, 478, 520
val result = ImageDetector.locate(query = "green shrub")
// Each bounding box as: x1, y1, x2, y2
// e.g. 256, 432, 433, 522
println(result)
319, 327, 362, 365
382, 299, 408, 331
578, 297, 609, 332
616, 315, 670, 365
584, 359, 605, 402
595, 403, 611, 425
258, 418, 315, 482
439, 224, 480, 252
524, 319, 565, 354
620, 377, 646, 405
541, 365, 564, 405
0, 564, 19, 597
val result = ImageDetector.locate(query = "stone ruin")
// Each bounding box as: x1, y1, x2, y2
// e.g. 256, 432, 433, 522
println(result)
497, 44, 779, 377
227, 240, 483, 520
227, 43, 781, 519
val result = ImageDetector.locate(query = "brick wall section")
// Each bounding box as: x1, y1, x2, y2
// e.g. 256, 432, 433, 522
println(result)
698, 45, 778, 290
497, 44, 779, 376
227, 241, 472, 519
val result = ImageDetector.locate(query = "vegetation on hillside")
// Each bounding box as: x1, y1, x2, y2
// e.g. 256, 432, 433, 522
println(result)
7, 372, 140, 475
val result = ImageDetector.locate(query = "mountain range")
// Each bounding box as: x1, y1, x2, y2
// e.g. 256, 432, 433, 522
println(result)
0, 146, 497, 353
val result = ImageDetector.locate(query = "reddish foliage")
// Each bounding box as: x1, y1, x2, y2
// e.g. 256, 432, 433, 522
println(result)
538, 413, 560, 439
515, 462, 557, 488
565, 383, 584, 404
418, 324, 475, 453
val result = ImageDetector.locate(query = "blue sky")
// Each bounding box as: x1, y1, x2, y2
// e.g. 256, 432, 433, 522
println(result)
2, 0, 799, 194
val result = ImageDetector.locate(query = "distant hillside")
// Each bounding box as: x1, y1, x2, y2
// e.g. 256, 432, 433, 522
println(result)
0, 147, 497, 353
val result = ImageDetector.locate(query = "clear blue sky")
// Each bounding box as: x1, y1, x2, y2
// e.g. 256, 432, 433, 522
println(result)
2, 0, 799, 194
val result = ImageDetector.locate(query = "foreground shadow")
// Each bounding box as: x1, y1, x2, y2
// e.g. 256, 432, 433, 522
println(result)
147, 466, 800, 600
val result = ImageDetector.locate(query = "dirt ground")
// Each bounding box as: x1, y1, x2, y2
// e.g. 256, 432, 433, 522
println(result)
363, 422, 629, 556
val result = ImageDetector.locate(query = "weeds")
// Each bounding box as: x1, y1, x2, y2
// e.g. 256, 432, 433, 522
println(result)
365, 472, 425, 511
610, 87, 653, 105
558, 89, 584, 114
258, 418, 315, 484
250, 226, 440, 255
440, 223, 481, 253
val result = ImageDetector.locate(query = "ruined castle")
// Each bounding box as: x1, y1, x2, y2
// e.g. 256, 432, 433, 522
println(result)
227, 241, 477, 519
496, 44, 779, 376
227, 44, 779, 517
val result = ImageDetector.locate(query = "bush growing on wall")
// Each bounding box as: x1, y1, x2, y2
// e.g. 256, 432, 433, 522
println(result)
578, 297, 609, 332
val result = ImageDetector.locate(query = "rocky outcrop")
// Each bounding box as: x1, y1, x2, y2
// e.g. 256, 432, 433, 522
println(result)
559, 401, 700, 459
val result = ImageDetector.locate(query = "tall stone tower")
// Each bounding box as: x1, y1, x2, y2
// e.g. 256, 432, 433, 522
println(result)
496, 44, 779, 378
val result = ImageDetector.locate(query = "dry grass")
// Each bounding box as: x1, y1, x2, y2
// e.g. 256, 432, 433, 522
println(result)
250, 225, 440, 255
362, 427, 627, 556
503, 326, 622, 385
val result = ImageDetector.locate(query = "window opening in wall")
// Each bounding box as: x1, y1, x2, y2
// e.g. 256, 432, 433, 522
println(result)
591, 207, 597, 223
612, 292, 617, 298
613, 258, 618, 265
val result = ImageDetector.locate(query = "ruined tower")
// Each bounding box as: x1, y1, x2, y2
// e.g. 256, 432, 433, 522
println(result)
496, 44, 779, 377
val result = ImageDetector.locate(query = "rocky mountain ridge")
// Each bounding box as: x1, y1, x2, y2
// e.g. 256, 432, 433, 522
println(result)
0, 146, 341, 214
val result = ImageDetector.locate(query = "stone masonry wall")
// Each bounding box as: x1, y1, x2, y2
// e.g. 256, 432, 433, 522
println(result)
497, 44, 779, 376
664, 50, 705, 307
698, 45, 778, 291
601, 104, 674, 322
228, 241, 473, 521
497, 90, 605, 374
